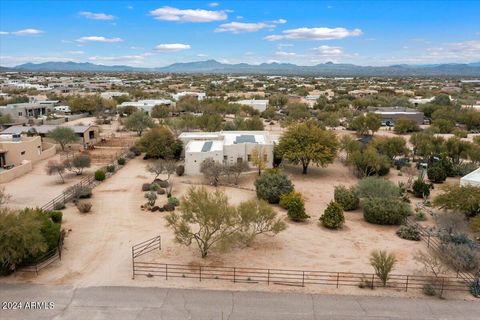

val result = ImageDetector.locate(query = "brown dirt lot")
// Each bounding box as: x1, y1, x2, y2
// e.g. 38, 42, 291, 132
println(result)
2, 155, 471, 299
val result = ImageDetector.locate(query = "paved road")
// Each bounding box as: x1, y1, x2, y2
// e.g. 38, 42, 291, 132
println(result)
0, 284, 478, 320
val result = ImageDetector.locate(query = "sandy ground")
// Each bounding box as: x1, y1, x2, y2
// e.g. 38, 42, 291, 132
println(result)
2, 154, 471, 299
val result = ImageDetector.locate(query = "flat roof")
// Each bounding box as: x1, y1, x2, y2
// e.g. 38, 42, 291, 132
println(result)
1, 125, 95, 135
186, 140, 223, 153
461, 167, 480, 182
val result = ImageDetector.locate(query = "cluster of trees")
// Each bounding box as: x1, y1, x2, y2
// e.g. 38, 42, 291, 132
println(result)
46, 154, 92, 183
167, 114, 264, 133
0, 208, 62, 275
165, 186, 286, 257
136, 127, 183, 160
200, 158, 249, 186
59, 94, 117, 114
46, 127, 80, 151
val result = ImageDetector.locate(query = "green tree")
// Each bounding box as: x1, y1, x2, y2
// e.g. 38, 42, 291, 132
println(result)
373, 136, 409, 162
350, 113, 381, 136
47, 127, 79, 151
278, 121, 338, 174
255, 169, 294, 204
394, 118, 420, 134
151, 105, 170, 119
123, 111, 154, 136
137, 127, 183, 159
434, 184, 480, 217
432, 94, 451, 106
251, 146, 268, 175
280, 191, 309, 222
369, 250, 397, 286
320, 201, 345, 229
165, 187, 285, 257
348, 146, 391, 177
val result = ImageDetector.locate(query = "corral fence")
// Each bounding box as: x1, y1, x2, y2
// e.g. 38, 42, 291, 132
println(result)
41, 175, 96, 211
130, 237, 468, 295
16, 233, 64, 275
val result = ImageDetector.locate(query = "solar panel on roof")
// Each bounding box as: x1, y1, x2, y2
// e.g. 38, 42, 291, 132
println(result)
201, 141, 213, 152
234, 135, 256, 144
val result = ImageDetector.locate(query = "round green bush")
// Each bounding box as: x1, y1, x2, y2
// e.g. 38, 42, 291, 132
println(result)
255, 169, 294, 204
168, 196, 180, 206
334, 185, 359, 211
396, 225, 421, 241
412, 179, 431, 198
320, 201, 345, 229
48, 211, 63, 224
117, 157, 126, 165
106, 165, 115, 173
94, 170, 106, 181
279, 191, 309, 221
149, 183, 160, 191
427, 164, 447, 183
363, 197, 411, 225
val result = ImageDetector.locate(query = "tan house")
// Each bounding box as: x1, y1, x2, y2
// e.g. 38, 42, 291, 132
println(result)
2, 125, 100, 147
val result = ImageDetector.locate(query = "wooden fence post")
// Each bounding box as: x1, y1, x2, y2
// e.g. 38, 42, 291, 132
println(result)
440, 277, 445, 298
233, 267, 236, 283
131, 247, 135, 279
336, 273, 340, 288
371, 274, 375, 289
267, 269, 270, 285
405, 275, 409, 292
199, 266, 202, 282
302, 271, 305, 287
165, 264, 168, 280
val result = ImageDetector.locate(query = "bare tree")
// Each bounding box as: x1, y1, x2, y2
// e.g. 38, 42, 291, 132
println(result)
434, 212, 468, 235
200, 158, 224, 187
146, 159, 176, 182
231, 161, 249, 185
46, 160, 66, 183
63, 154, 91, 175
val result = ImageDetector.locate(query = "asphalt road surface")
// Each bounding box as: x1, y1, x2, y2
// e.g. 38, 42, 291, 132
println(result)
0, 284, 478, 320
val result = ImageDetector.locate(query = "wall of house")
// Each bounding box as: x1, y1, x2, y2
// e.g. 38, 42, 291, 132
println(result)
224, 143, 274, 168
184, 150, 223, 175
0, 160, 32, 183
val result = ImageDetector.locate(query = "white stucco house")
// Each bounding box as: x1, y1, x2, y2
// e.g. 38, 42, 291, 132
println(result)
179, 131, 276, 175
118, 99, 173, 115
233, 99, 269, 112
460, 167, 480, 187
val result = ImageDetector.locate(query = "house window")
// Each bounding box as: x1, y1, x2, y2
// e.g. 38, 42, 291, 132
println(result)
89, 130, 95, 139
21, 151, 26, 155
18, 112, 22, 116
247, 154, 252, 161
223, 155, 227, 161
237, 157, 243, 164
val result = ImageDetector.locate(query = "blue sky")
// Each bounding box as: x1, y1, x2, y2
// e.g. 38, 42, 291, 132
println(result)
1, 1, 479, 67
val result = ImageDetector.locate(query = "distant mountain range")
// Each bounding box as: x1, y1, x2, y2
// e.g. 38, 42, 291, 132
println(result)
2, 60, 480, 76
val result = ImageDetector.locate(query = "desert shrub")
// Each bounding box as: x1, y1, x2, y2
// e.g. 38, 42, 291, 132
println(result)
470, 280, 480, 298
422, 284, 437, 296
69, 185, 92, 199
158, 180, 169, 188
282, 194, 309, 222
369, 250, 397, 286
452, 128, 468, 138
94, 170, 106, 181
412, 179, 431, 198
168, 196, 180, 206
149, 183, 160, 191
117, 157, 126, 165
176, 165, 185, 176
129, 145, 141, 156
157, 188, 166, 195
356, 177, 401, 199
125, 151, 135, 159
48, 211, 63, 224
255, 169, 294, 204
427, 164, 447, 183
106, 165, 115, 173
77, 202, 92, 213
453, 162, 479, 177
144, 192, 157, 206
440, 242, 480, 273
363, 197, 411, 225
394, 118, 420, 134
333, 185, 359, 211
142, 183, 151, 191
53, 202, 65, 210
396, 225, 421, 241
320, 201, 345, 229
470, 215, 480, 237
415, 211, 427, 221
163, 203, 175, 211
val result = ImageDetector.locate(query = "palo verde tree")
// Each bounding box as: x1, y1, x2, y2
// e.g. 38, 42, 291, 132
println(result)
251, 145, 268, 175
165, 186, 285, 258
123, 110, 155, 136
47, 127, 79, 151
137, 126, 183, 159
277, 121, 338, 174
350, 113, 381, 136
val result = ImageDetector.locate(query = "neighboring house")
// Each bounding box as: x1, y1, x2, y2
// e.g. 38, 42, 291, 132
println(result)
54, 105, 71, 113
409, 96, 435, 107
119, 99, 173, 115
172, 91, 206, 101
1, 125, 99, 146
368, 106, 424, 126
0, 102, 54, 120
100, 91, 129, 99
179, 131, 275, 175
460, 167, 480, 187
0, 134, 54, 167
233, 99, 269, 112
348, 89, 378, 98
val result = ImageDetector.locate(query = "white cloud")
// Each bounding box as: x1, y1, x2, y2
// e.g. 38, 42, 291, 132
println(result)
154, 43, 191, 52
422, 40, 480, 61
215, 22, 271, 33
150, 6, 227, 22
275, 51, 296, 57
312, 45, 343, 56
197, 53, 209, 57
2, 29, 44, 36
79, 11, 115, 20
236, 15, 243, 20
271, 19, 287, 24
76, 36, 123, 43
209, 2, 220, 7
65, 50, 85, 55
265, 27, 362, 41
